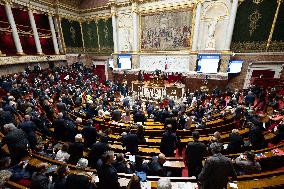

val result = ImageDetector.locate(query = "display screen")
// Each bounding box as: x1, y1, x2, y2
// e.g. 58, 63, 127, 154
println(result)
108, 59, 114, 68
118, 54, 132, 69
228, 60, 243, 73
196, 54, 220, 74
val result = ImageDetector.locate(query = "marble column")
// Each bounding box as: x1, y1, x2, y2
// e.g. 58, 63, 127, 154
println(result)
224, 0, 238, 50
53, 17, 64, 54
111, 6, 118, 53
191, 1, 202, 51
28, 9, 43, 55
132, 2, 139, 52
48, 15, 60, 54
4, 2, 24, 55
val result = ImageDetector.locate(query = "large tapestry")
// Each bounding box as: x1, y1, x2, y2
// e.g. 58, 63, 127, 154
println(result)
140, 9, 193, 51
231, 0, 278, 52
61, 18, 83, 53
82, 21, 99, 52
97, 18, 113, 53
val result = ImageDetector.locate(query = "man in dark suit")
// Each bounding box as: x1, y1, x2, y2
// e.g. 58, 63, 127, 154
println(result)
18, 115, 37, 150
52, 112, 67, 141
112, 108, 121, 122
133, 109, 146, 124
185, 131, 207, 177
160, 125, 179, 157
227, 129, 244, 153
0, 123, 29, 164
0, 108, 16, 130
112, 153, 132, 174
122, 128, 139, 155
81, 119, 97, 148
68, 134, 85, 164
88, 135, 110, 168
198, 142, 237, 189
97, 151, 120, 189
161, 107, 171, 124
148, 153, 168, 176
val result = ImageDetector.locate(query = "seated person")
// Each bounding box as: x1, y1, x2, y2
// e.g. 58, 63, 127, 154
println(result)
55, 143, 70, 163
97, 151, 120, 189
235, 151, 261, 175
131, 155, 149, 174
112, 153, 132, 174
53, 164, 69, 189
65, 158, 96, 189
157, 178, 172, 189
148, 153, 169, 177
31, 163, 52, 189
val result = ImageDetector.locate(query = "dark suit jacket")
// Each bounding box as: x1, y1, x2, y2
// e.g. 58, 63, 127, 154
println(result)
30, 172, 50, 189
81, 125, 97, 148
198, 153, 237, 189
68, 142, 84, 164
228, 133, 244, 153
112, 109, 121, 121
112, 160, 132, 174
65, 173, 93, 189
0, 128, 29, 160
185, 140, 207, 176
18, 120, 37, 149
122, 133, 139, 155
134, 111, 146, 123
160, 131, 178, 157
148, 156, 166, 177
98, 164, 120, 189
88, 142, 109, 168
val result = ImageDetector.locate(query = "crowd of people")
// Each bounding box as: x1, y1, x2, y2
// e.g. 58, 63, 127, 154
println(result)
0, 63, 283, 189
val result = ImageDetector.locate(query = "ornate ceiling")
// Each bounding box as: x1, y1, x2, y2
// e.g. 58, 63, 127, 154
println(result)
41, 0, 109, 9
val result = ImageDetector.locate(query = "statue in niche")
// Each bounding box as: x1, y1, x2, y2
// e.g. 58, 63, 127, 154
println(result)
123, 29, 131, 51
206, 17, 220, 50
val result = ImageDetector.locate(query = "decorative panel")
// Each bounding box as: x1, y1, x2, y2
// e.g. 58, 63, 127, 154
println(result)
82, 21, 99, 52
97, 18, 113, 53
231, 0, 278, 52
61, 18, 83, 53
140, 9, 193, 51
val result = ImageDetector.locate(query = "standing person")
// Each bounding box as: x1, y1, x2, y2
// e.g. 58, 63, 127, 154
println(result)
97, 151, 120, 189
18, 115, 38, 150
0, 123, 29, 164
68, 134, 85, 164
185, 131, 207, 177
122, 128, 139, 155
198, 142, 237, 189
160, 125, 179, 157
81, 120, 97, 148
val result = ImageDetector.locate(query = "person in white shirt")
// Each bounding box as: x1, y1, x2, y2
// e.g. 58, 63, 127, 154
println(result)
55, 143, 70, 163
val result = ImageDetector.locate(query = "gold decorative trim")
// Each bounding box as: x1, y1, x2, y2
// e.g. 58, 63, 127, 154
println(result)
231, 41, 267, 52
36, 52, 45, 56
266, 0, 282, 51
16, 52, 25, 56
79, 21, 85, 53
0, 55, 66, 65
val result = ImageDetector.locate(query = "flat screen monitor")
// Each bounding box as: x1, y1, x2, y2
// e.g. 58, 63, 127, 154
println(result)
196, 54, 220, 74
118, 54, 132, 69
228, 60, 243, 73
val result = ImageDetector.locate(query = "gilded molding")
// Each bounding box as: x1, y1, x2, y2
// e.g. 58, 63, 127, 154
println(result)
0, 55, 66, 65
266, 0, 282, 51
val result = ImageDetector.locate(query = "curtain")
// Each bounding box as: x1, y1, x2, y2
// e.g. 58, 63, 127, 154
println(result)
82, 21, 99, 52
97, 18, 113, 53
12, 7, 37, 55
